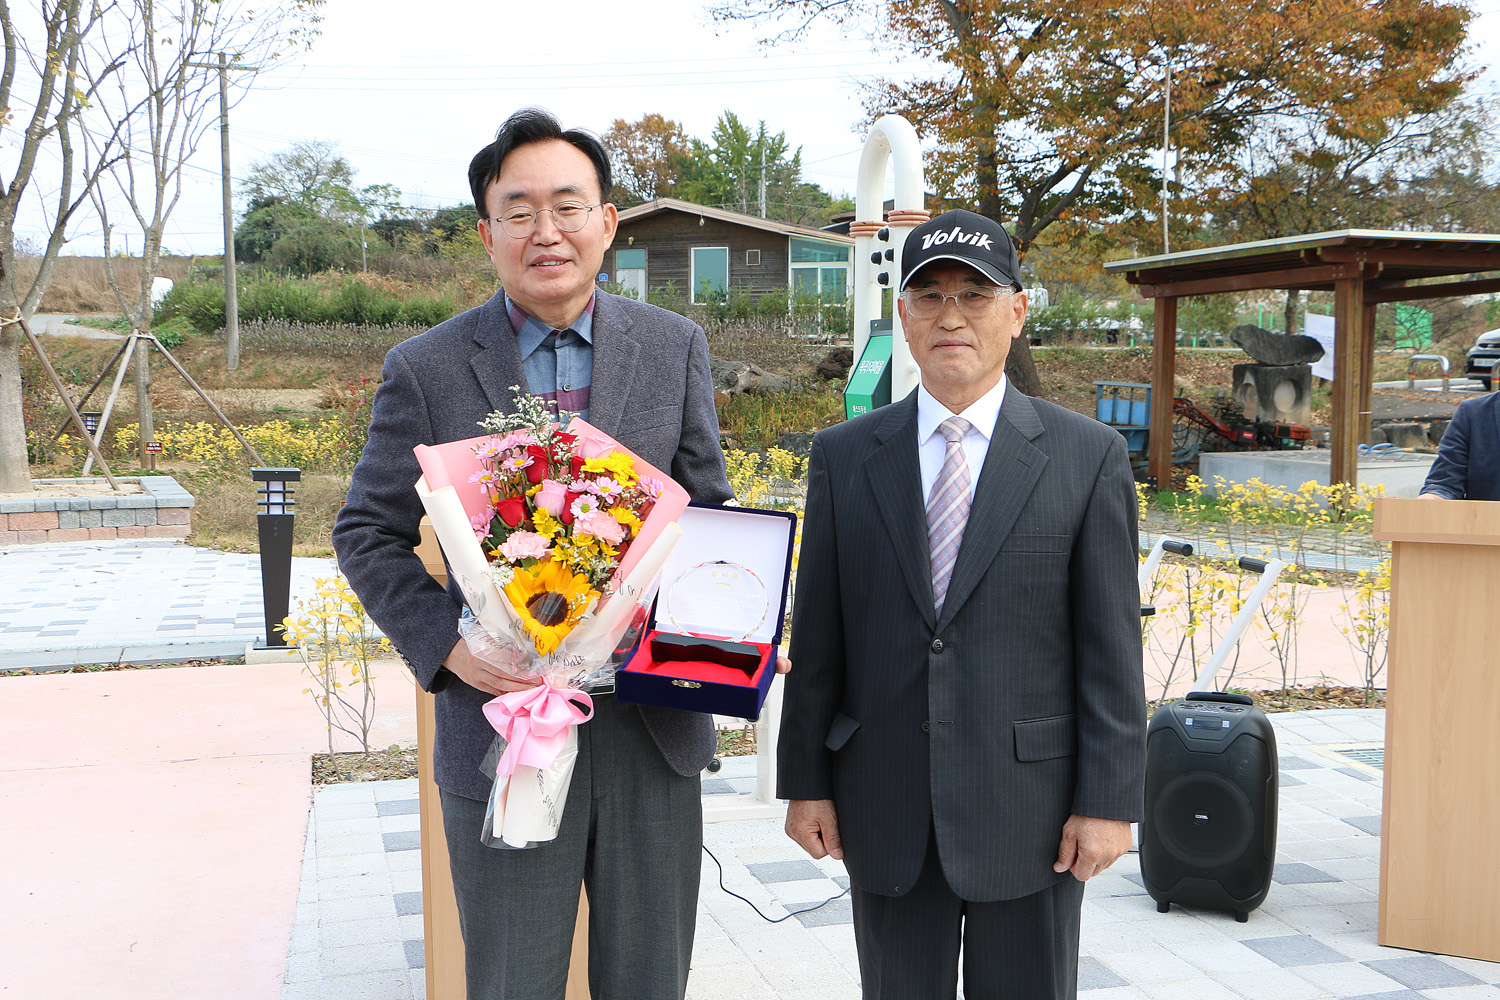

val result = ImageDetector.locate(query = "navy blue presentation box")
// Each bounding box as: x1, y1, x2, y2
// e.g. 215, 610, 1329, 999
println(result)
615, 502, 796, 721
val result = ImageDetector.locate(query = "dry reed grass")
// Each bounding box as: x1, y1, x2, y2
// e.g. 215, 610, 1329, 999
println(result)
183, 470, 350, 558
14, 255, 198, 313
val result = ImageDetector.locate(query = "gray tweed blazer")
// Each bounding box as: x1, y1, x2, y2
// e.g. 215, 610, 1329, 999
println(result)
333, 289, 732, 800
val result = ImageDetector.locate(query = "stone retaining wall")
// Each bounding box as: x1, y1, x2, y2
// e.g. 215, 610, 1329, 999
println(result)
1, 477, 194, 545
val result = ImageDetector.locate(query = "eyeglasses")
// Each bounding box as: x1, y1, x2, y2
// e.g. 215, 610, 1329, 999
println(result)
901, 286, 1011, 318
488, 202, 600, 239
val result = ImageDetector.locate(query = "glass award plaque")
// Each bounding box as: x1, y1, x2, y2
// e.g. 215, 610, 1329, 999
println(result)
664, 559, 770, 641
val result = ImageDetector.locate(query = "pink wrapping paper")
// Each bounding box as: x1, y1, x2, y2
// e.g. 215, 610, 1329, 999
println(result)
413, 417, 689, 590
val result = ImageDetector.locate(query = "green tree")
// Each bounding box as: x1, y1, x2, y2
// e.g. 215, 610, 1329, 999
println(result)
676, 111, 804, 219
241, 139, 356, 218
234, 144, 404, 275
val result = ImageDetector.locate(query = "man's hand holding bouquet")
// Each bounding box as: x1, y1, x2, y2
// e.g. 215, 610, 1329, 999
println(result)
414, 390, 689, 847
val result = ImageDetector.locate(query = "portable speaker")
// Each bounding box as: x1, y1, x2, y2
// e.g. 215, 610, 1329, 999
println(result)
1140, 691, 1278, 922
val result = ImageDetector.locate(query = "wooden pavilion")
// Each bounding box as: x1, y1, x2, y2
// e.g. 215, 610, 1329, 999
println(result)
1103, 229, 1500, 489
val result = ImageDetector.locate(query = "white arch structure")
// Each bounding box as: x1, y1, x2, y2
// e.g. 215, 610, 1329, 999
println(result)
850, 114, 926, 403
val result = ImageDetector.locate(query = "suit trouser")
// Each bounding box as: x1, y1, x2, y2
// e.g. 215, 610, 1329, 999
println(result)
439, 695, 702, 1000
851, 831, 1086, 1000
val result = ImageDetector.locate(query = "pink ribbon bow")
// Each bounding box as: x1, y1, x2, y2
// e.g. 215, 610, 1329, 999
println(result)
481, 683, 595, 778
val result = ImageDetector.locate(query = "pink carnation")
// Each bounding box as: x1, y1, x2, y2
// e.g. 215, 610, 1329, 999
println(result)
576, 511, 626, 546
535, 479, 569, 517
498, 531, 551, 562
470, 513, 491, 539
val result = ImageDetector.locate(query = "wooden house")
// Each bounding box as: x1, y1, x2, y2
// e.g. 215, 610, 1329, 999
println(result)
611, 198, 853, 305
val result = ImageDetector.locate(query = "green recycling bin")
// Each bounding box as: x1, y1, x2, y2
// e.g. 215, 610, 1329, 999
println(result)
845, 328, 893, 420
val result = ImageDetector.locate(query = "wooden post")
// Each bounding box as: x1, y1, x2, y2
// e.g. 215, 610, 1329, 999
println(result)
1330, 276, 1364, 489
1359, 300, 1378, 450
1148, 296, 1178, 489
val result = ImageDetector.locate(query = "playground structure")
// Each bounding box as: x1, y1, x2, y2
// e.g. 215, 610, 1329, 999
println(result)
843, 115, 926, 419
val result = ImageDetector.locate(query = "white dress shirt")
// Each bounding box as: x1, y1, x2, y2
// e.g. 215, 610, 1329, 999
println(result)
916, 376, 1008, 505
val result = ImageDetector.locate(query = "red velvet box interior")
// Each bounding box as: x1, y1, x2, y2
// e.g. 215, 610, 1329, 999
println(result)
625, 629, 772, 688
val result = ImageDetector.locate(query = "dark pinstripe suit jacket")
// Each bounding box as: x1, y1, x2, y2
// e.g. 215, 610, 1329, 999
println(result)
778, 387, 1146, 901
333, 289, 733, 800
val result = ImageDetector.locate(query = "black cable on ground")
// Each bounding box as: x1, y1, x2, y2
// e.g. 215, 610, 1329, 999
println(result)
702, 844, 850, 923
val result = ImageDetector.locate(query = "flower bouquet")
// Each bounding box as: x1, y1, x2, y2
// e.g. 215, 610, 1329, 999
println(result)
413, 391, 689, 847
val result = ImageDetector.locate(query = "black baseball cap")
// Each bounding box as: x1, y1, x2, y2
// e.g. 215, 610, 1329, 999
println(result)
900, 209, 1022, 291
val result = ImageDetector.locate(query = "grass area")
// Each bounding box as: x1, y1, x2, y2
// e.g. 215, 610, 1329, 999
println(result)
178, 470, 351, 558
716, 380, 844, 451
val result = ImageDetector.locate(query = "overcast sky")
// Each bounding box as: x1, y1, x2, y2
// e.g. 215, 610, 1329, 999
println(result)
20, 0, 1500, 257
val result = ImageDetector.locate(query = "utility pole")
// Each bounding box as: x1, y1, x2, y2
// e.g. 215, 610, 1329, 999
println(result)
1162, 56, 1172, 256
189, 53, 257, 371
758, 145, 767, 219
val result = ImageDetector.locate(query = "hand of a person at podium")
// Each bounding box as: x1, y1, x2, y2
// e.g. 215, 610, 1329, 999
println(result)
776, 654, 792, 675
442, 637, 540, 695
1418, 492, 1449, 500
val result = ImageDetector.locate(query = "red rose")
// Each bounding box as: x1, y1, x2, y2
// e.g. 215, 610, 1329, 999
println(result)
525, 445, 550, 484
551, 432, 577, 458
496, 496, 528, 528
559, 490, 581, 525
569, 455, 586, 478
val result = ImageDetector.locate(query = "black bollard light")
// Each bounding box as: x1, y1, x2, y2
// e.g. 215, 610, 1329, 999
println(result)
253, 467, 300, 649
81, 411, 103, 436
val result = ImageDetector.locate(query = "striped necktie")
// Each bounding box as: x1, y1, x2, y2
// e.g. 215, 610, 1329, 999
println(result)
926, 416, 973, 616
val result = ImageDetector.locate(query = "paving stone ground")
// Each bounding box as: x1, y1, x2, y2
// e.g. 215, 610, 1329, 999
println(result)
283, 713, 1500, 1000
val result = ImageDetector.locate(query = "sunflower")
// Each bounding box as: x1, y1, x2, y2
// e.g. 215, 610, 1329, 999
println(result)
503, 559, 599, 656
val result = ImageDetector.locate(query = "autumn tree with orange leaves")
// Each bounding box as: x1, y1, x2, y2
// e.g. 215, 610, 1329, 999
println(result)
605, 114, 693, 206
712, 0, 1475, 394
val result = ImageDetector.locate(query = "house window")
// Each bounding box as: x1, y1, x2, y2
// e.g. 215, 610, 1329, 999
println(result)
745, 249, 761, 266
788, 236, 849, 300
615, 248, 647, 301
691, 247, 729, 304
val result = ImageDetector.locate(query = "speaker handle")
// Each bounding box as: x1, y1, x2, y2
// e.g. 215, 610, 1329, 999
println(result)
1184, 690, 1254, 706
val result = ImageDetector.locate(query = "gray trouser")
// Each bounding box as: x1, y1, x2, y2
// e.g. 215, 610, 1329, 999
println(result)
440, 695, 703, 1000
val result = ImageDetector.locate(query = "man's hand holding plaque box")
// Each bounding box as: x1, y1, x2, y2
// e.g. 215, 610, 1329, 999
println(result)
616, 502, 796, 721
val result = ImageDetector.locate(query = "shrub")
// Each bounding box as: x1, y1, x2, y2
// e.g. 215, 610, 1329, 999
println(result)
159, 270, 457, 334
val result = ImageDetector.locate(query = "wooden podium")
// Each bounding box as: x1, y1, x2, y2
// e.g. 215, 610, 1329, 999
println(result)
415, 520, 591, 998
1372, 498, 1500, 963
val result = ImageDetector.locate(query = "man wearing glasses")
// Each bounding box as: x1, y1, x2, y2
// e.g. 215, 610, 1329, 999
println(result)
779, 210, 1145, 999
334, 108, 732, 999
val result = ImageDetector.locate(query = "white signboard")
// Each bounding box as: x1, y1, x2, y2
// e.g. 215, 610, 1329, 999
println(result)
1305, 312, 1335, 381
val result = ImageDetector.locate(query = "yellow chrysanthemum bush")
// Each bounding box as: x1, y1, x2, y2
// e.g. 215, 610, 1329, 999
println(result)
279, 575, 392, 758
1339, 559, 1392, 703
1142, 474, 1391, 700
724, 447, 806, 511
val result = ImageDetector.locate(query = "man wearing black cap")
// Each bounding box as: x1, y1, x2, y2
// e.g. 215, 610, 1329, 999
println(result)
778, 209, 1145, 999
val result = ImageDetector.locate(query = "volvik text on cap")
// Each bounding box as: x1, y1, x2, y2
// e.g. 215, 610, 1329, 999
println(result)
900, 209, 1023, 291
